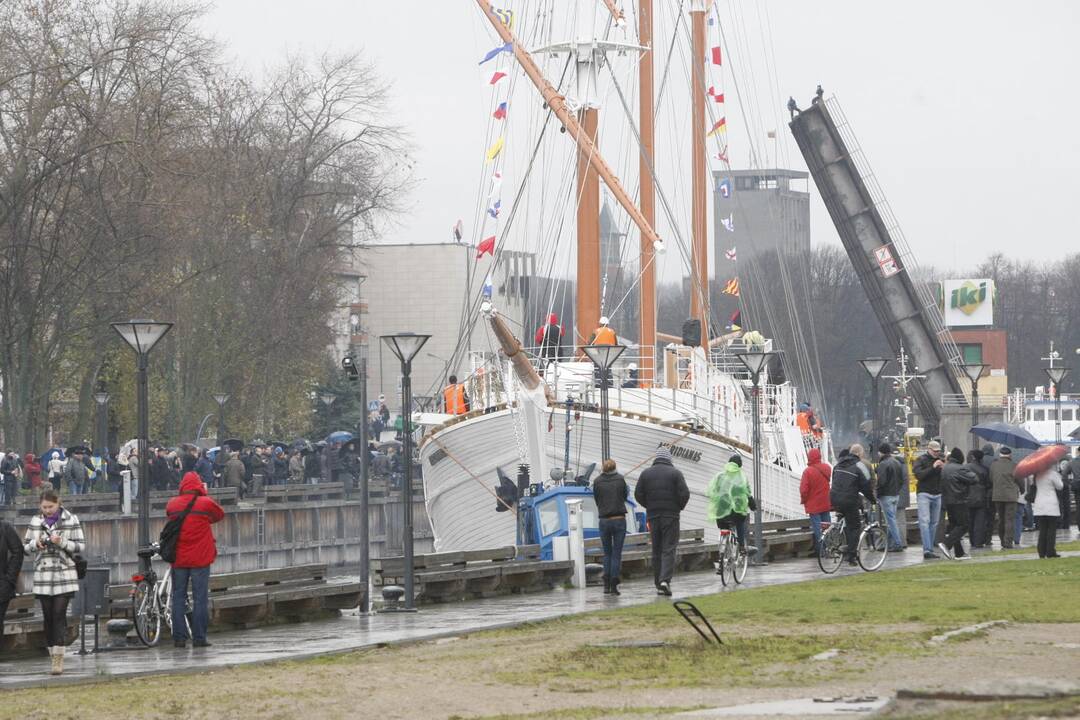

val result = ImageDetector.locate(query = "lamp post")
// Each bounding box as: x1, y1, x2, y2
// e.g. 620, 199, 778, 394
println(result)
582, 344, 627, 460
736, 349, 777, 563
212, 393, 230, 449
111, 319, 173, 573
858, 358, 891, 460
381, 332, 430, 612
1046, 366, 1071, 444
342, 352, 369, 612
960, 364, 988, 449
93, 390, 110, 457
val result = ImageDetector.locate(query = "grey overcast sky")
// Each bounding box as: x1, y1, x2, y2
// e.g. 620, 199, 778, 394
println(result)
203, 1, 1079, 280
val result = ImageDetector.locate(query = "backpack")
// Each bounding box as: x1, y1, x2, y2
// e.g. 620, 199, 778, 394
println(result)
158, 495, 199, 564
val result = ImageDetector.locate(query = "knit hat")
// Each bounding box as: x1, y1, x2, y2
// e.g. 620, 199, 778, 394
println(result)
999, 446, 1012, 456
729, 454, 743, 467
878, 443, 892, 456
948, 447, 965, 463
655, 446, 673, 462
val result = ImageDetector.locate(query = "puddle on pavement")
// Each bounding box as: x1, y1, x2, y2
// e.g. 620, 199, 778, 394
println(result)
678, 696, 888, 717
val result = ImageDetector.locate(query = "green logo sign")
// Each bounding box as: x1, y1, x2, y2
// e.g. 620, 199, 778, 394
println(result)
950, 280, 987, 316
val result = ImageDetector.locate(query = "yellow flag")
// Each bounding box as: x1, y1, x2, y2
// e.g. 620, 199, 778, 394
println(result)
486, 137, 505, 163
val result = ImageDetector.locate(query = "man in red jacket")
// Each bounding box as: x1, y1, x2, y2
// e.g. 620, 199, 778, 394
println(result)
800, 448, 832, 555
166, 472, 224, 648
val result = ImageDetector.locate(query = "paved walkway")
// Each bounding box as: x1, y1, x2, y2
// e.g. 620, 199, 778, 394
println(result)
1, 530, 1075, 689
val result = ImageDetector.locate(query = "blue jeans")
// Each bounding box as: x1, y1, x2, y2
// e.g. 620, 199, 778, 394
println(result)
599, 517, 627, 582
917, 493, 942, 553
807, 511, 830, 550
879, 496, 903, 549
171, 566, 210, 642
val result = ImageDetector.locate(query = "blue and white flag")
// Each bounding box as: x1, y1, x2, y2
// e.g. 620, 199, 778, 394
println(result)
479, 42, 513, 65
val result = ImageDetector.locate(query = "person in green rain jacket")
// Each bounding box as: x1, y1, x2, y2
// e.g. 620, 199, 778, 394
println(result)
707, 454, 756, 551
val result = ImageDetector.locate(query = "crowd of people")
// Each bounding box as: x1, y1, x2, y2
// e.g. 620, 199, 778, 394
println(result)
797, 439, 1078, 562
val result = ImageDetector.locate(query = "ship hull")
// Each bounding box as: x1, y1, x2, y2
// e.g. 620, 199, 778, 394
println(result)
419, 406, 805, 552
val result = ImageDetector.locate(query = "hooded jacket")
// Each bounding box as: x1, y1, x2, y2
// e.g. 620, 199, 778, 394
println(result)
799, 448, 831, 514
634, 457, 690, 517
707, 462, 752, 520
966, 457, 991, 507
165, 472, 225, 568
593, 470, 629, 518
23, 453, 42, 488
829, 454, 874, 508
941, 456, 977, 505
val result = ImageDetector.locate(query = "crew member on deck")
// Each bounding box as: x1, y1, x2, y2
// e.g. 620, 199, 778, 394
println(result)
443, 375, 470, 415
589, 316, 617, 346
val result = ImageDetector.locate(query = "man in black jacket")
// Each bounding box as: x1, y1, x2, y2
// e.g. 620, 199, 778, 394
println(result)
875, 444, 905, 552
593, 459, 629, 595
939, 447, 977, 560
966, 449, 992, 548
634, 447, 690, 596
912, 440, 945, 559
0, 515, 23, 639
829, 444, 875, 565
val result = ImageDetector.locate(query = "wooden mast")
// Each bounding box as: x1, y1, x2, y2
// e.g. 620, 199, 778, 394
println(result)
689, 1, 711, 352
576, 108, 601, 351
638, 0, 657, 386
474, 0, 663, 254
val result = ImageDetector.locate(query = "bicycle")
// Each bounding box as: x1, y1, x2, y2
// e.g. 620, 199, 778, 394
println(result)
715, 527, 748, 586
817, 502, 888, 574
131, 543, 191, 646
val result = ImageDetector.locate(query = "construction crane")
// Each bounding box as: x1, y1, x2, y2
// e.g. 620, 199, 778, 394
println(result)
788, 91, 963, 433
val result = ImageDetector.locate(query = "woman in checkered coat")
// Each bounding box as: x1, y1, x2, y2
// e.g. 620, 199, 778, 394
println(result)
22, 487, 84, 675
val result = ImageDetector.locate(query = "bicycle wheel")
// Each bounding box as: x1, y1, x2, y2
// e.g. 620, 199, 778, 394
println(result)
133, 580, 161, 647
817, 524, 844, 574
857, 524, 888, 572
732, 546, 749, 584
717, 538, 729, 587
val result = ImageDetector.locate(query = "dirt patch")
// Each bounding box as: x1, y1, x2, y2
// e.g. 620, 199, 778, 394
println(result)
5, 620, 1080, 719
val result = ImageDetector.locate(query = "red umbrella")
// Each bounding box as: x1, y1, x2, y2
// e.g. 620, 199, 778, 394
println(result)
1014, 444, 1068, 478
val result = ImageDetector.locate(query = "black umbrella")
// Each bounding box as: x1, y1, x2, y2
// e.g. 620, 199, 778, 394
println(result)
340, 438, 368, 456
221, 438, 244, 452
377, 440, 403, 451
65, 445, 91, 457
291, 438, 314, 453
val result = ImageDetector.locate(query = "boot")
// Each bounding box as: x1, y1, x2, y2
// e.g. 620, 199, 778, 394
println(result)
50, 646, 64, 676
610, 577, 621, 596
602, 577, 612, 594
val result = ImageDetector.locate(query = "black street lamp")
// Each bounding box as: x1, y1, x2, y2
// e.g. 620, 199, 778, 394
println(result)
736, 349, 778, 563
111, 319, 173, 573
582, 344, 627, 460
381, 332, 430, 612
212, 393, 230, 449
858, 358, 891, 459
1046, 366, 1071, 444
342, 352, 369, 611
960, 363, 988, 449
93, 390, 110, 457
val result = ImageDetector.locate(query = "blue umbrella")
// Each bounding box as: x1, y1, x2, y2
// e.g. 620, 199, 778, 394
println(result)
970, 422, 1041, 450
42, 447, 65, 462
325, 431, 354, 444
206, 447, 220, 461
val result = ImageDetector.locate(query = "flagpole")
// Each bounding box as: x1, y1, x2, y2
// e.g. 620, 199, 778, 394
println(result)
689, 0, 711, 353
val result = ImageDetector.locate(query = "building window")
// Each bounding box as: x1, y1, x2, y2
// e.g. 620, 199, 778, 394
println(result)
958, 343, 983, 365
1033, 409, 1045, 421
1064, 408, 1075, 422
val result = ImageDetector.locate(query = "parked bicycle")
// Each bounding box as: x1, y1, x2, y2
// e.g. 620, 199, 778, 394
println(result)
817, 502, 888, 574
714, 528, 749, 586
131, 543, 191, 646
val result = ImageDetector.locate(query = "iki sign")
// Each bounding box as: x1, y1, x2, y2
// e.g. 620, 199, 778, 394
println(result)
942, 279, 994, 327
950, 280, 988, 315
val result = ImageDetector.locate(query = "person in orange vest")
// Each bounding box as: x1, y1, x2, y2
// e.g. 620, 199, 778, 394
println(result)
589, 316, 617, 346
442, 375, 470, 415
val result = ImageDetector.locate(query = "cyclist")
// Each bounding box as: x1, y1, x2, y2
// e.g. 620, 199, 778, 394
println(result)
707, 454, 756, 555
829, 444, 875, 566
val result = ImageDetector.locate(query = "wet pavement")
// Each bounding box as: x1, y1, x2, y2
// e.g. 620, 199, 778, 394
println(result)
1, 531, 1076, 689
